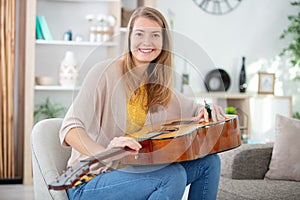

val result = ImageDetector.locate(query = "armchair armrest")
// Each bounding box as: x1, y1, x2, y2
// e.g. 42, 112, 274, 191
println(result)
219, 144, 273, 179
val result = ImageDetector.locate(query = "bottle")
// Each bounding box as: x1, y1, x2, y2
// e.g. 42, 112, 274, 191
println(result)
96, 22, 110, 42
63, 30, 72, 41
89, 26, 96, 42
96, 25, 104, 42
239, 56, 247, 93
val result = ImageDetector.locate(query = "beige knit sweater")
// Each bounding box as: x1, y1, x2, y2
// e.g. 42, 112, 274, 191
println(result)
60, 59, 202, 172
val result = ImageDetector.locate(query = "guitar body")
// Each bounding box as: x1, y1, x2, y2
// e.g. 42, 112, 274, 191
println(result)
121, 115, 241, 165
49, 115, 241, 190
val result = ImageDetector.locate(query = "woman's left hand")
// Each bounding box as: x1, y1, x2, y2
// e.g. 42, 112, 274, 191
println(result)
192, 103, 226, 122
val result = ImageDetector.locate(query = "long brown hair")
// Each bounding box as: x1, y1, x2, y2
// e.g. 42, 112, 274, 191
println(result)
122, 6, 173, 110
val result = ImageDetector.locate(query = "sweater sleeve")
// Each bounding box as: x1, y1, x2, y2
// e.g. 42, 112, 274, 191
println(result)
59, 61, 109, 147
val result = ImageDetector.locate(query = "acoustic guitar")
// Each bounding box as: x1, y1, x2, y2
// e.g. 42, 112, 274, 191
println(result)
49, 115, 241, 190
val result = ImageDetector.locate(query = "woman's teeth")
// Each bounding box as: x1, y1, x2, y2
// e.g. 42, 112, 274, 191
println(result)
139, 49, 153, 53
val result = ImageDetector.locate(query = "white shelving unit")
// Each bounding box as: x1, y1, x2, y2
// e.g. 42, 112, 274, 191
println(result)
35, 0, 121, 115
36, 39, 118, 46
34, 85, 80, 91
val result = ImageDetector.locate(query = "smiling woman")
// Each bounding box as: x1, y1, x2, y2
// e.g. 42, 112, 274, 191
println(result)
60, 6, 226, 200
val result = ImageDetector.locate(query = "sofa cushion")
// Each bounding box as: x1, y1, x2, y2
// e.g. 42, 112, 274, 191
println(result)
217, 177, 300, 200
264, 114, 300, 181
220, 144, 273, 179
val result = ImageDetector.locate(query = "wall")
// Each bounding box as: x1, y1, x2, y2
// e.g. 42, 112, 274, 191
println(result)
156, 0, 298, 94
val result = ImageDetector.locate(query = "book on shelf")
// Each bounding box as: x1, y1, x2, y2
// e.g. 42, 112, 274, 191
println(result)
36, 16, 43, 40
37, 15, 53, 40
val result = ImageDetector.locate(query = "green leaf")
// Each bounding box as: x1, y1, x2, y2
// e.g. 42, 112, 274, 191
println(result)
226, 107, 237, 114
279, 2, 300, 68
34, 97, 66, 123
293, 111, 300, 120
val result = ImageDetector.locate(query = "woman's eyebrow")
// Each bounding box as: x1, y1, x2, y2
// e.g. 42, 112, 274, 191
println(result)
133, 29, 161, 33
133, 29, 145, 32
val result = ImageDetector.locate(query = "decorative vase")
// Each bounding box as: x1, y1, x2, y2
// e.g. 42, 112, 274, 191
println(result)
59, 51, 78, 87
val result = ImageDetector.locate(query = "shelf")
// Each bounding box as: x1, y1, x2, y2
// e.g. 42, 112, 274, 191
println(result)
195, 92, 292, 99
36, 40, 118, 47
195, 92, 251, 99
35, 85, 80, 91
38, 0, 119, 2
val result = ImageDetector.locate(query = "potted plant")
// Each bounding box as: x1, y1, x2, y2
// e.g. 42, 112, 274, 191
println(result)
225, 107, 237, 115
279, 1, 300, 80
279, 1, 300, 116
34, 97, 66, 123
293, 111, 300, 120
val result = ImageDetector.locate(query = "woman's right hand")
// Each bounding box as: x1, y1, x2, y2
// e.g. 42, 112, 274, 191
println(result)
107, 136, 142, 153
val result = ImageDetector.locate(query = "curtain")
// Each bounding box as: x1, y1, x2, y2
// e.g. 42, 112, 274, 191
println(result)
0, 0, 16, 179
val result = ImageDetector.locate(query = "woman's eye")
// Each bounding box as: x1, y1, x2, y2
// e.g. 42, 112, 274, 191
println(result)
135, 32, 143, 37
153, 33, 161, 38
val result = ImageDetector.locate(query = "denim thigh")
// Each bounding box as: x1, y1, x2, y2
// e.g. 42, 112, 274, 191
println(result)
67, 163, 187, 200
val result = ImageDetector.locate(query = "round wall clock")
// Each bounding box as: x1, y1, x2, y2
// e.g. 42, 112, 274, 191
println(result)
193, 0, 242, 15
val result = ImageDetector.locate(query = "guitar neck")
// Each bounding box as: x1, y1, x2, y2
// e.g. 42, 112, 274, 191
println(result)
48, 129, 171, 190
84, 129, 171, 163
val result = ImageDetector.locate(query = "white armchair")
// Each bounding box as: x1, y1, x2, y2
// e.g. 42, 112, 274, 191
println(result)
31, 118, 70, 200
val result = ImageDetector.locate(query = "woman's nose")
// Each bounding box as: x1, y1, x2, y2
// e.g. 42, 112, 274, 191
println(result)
142, 34, 152, 44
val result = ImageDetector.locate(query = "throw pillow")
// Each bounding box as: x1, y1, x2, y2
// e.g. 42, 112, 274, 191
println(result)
265, 114, 300, 181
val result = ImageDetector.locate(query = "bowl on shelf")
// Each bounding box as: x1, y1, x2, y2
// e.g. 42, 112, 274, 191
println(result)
35, 76, 56, 86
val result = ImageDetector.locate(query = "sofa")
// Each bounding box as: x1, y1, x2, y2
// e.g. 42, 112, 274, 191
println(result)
217, 143, 300, 200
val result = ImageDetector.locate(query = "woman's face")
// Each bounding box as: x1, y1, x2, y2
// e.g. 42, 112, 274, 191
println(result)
130, 17, 163, 66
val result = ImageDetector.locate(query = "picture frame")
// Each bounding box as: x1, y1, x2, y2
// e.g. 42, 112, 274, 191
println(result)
258, 72, 275, 94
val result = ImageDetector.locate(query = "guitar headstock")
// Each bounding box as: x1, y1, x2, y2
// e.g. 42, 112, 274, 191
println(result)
48, 162, 90, 190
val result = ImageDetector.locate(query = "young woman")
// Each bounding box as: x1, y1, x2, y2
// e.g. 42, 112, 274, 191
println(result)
60, 7, 225, 200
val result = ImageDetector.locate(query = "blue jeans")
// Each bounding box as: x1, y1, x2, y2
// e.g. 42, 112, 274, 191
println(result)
67, 154, 220, 200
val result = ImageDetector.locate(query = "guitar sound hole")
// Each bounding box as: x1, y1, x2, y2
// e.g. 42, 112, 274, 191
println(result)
161, 127, 179, 132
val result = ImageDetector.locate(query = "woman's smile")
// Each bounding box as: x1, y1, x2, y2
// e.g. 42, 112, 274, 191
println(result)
139, 48, 154, 54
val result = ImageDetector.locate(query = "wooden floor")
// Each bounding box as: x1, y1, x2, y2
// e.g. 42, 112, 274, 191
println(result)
0, 184, 34, 200
0, 184, 190, 200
